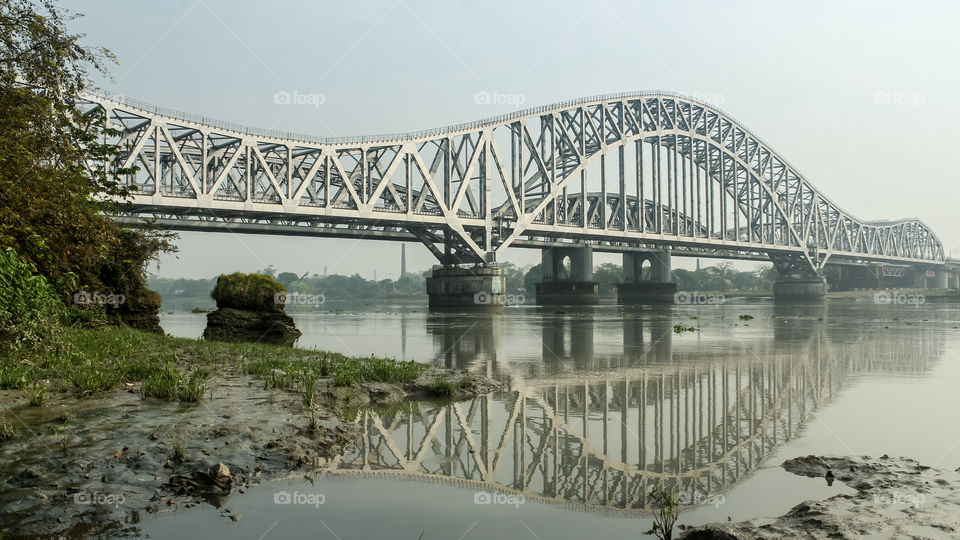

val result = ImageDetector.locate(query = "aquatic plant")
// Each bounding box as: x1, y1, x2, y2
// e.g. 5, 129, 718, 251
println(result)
300, 371, 317, 407
0, 419, 17, 442
172, 437, 186, 461
26, 383, 46, 406
645, 482, 680, 540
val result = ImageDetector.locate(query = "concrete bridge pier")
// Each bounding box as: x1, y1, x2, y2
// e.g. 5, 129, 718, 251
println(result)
535, 246, 599, 305
773, 276, 828, 300
616, 249, 677, 304
932, 269, 949, 289
950, 271, 960, 289
426, 264, 506, 311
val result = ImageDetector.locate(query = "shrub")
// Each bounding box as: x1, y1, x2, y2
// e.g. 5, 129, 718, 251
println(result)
0, 248, 64, 348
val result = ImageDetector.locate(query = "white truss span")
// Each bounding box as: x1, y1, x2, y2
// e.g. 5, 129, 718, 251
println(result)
83, 91, 944, 272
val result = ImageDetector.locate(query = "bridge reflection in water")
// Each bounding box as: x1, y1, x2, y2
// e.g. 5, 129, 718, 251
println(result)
321, 306, 943, 514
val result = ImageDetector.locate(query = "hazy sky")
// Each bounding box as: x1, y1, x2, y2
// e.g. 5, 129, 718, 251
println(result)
64, 0, 960, 279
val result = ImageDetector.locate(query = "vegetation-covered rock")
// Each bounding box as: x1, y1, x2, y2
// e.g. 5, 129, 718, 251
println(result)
115, 287, 163, 334
204, 273, 300, 346
210, 272, 286, 312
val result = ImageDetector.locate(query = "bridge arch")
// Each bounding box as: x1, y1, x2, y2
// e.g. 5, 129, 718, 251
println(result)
80, 91, 944, 271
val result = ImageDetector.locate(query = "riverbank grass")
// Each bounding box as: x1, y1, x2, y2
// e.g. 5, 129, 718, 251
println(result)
0, 325, 428, 402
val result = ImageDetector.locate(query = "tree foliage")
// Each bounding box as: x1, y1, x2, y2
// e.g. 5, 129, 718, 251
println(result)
0, 0, 174, 322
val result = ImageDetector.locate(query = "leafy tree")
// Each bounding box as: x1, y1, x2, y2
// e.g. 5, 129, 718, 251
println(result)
276, 272, 299, 287
593, 263, 622, 294
0, 0, 174, 328
498, 262, 527, 291
523, 264, 542, 291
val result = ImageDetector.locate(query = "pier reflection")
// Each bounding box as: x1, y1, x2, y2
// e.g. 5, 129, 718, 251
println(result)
327, 307, 944, 513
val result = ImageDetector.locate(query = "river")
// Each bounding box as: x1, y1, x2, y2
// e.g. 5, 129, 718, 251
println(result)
142, 299, 960, 539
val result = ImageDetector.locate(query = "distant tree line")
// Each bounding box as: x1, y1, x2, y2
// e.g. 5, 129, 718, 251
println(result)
151, 260, 777, 303
520, 261, 776, 295
150, 269, 430, 303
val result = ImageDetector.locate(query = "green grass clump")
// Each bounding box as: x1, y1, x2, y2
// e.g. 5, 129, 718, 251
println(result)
332, 362, 358, 387
172, 437, 186, 461
178, 369, 208, 403
425, 376, 473, 397
0, 364, 30, 389
673, 324, 696, 334
26, 383, 46, 406
300, 372, 317, 407
738, 314, 754, 321
141, 363, 182, 400
331, 357, 427, 387
71, 362, 122, 398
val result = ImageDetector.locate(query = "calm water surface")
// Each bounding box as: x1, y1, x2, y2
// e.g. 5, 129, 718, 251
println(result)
143, 299, 960, 539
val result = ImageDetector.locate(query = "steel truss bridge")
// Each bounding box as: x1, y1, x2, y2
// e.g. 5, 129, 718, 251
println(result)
82, 91, 944, 275
316, 311, 943, 514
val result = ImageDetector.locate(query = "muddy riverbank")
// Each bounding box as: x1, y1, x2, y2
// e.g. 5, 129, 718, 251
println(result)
681, 455, 960, 539
0, 337, 498, 538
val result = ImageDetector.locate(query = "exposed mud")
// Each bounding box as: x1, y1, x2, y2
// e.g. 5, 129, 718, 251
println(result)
681, 455, 960, 539
0, 367, 497, 538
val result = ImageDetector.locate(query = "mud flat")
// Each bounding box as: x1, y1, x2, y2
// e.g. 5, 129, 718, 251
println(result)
681, 455, 960, 539
0, 342, 497, 538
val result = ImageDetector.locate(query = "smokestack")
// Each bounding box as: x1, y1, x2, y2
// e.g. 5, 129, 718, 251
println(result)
401, 244, 407, 277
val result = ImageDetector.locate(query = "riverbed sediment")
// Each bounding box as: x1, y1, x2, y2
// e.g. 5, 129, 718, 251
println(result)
0, 341, 498, 538
681, 455, 960, 539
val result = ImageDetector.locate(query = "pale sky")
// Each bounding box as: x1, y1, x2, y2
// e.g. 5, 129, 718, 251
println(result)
64, 0, 960, 279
